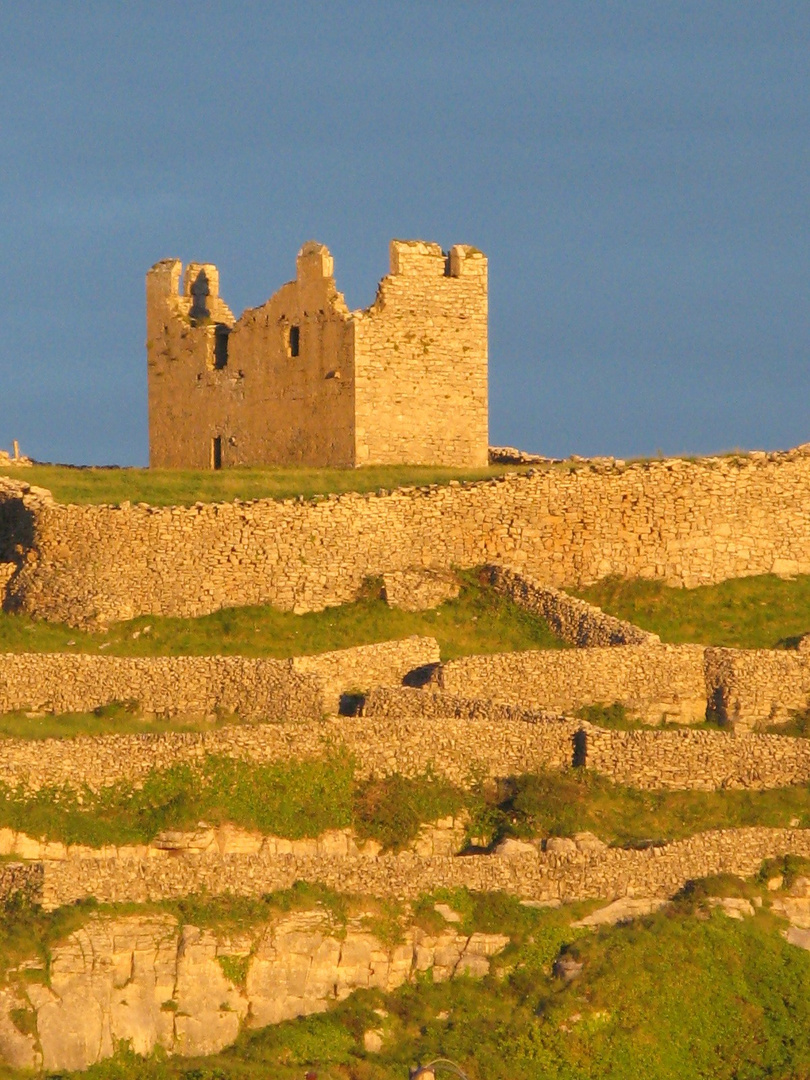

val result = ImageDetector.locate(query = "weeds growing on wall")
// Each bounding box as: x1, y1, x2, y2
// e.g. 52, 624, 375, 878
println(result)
578, 572, 810, 649
0, 571, 568, 663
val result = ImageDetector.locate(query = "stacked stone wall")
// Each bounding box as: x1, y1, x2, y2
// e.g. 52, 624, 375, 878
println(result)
20, 827, 810, 910
291, 635, 439, 712
486, 565, 658, 646
432, 644, 708, 724
0, 638, 438, 723
0, 703, 579, 794
705, 647, 810, 731
582, 725, 810, 790
0, 653, 321, 720
5, 689, 810, 796
9, 445, 810, 626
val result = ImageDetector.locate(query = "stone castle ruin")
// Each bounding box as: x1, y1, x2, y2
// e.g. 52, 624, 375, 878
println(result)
146, 240, 489, 469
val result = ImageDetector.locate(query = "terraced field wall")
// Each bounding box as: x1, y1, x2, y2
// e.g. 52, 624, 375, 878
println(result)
0, 637, 438, 720
5, 444, 810, 626
432, 644, 709, 724
4, 691, 810, 795
0, 826, 807, 911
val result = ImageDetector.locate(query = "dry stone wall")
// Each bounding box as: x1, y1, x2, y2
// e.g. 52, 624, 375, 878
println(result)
486, 565, 658, 646
4, 689, 810, 797
581, 725, 810, 790
705, 647, 810, 731
0, 653, 321, 720
0, 637, 437, 722
0, 701, 579, 795
432, 644, 708, 724
8, 445, 810, 626
22, 826, 810, 910
291, 635, 439, 712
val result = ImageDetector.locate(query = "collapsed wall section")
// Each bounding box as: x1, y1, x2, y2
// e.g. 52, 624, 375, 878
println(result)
10, 446, 810, 627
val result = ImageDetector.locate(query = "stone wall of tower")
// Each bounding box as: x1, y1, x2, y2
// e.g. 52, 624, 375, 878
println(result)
352, 241, 489, 467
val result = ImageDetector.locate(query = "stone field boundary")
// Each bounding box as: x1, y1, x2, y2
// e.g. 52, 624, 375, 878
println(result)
6, 443, 810, 627
0, 825, 807, 910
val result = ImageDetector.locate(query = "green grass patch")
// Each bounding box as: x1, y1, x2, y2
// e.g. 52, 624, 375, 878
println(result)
578, 572, 810, 649
0, 571, 568, 664
0, 760, 470, 852
4, 463, 529, 507
576, 701, 728, 732
2, 760, 810, 853
0, 756, 355, 848
0, 703, 227, 740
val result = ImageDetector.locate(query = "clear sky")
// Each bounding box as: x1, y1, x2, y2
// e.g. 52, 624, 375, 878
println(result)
2, 2, 809, 465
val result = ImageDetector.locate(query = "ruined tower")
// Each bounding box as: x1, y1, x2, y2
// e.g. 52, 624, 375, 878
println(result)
146, 240, 488, 469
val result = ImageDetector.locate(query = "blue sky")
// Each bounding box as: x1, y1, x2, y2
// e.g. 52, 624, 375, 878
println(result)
2, 1, 809, 465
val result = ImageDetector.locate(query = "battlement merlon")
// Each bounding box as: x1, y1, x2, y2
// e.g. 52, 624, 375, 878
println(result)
388, 239, 487, 280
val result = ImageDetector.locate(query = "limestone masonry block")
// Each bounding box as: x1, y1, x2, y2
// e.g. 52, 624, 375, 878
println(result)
382, 568, 460, 611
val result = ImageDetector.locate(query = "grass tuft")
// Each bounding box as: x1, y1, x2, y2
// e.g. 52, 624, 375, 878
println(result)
4, 463, 529, 507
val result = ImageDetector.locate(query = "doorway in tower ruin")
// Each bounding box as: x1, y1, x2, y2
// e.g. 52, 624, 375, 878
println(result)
211, 436, 222, 470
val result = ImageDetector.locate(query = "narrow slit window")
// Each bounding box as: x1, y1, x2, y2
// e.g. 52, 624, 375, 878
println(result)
211, 436, 222, 470
288, 325, 300, 357
213, 325, 229, 369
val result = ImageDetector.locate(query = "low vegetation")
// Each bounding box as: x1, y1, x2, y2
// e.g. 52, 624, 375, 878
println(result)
2, 761, 809, 853
0, 571, 567, 662
28, 888, 810, 1080
3, 463, 528, 507
578, 573, 810, 649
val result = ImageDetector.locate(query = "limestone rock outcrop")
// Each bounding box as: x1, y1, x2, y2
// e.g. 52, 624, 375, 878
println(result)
0, 907, 508, 1072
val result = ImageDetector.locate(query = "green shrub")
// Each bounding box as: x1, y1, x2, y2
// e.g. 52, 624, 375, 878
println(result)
353, 773, 467, 851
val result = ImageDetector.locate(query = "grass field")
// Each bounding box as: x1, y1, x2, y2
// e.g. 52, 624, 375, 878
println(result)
1, 462, 529, 506
2, 761, 808, 851
0, 572, 568, 660
15, 885, 810, 1080
578, 573, 810, 649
